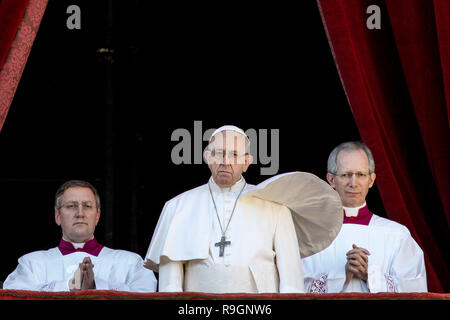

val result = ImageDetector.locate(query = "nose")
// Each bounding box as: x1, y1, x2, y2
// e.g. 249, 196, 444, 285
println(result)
74, 206, 86, 217
222, 155, 232, 165
348, 174, 358, 187
216, 152, 233, 165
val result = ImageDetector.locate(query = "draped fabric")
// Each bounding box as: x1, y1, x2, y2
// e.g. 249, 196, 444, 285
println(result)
317, 0, 449, 292
0, 0, 48, 131
0, 289, 448, 300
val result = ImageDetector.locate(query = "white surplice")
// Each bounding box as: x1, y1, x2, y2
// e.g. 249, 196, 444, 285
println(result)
302, 205, 427, 293
3, 246, 157, 292
145, 177, 305, 293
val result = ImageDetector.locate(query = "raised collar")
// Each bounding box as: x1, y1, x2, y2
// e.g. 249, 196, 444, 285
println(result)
208, 176, 246, 194
58, 237, 104, 256
343, 202, 367, 217
343, 203, 373, 225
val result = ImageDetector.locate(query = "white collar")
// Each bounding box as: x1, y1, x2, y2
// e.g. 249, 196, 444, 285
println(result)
62, 236, 93, 249
343, 202, 367, 217
208, 176, 246, 194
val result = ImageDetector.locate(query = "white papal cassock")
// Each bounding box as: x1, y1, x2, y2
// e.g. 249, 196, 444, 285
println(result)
145, 172, 343, 293
3, 239, 157, 292
302, 203, 427, 293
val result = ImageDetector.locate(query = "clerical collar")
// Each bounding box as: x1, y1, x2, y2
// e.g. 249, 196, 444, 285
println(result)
343, 203, 373, 225
343, 202, 367, 217
58, 238, 104, 256
209, 176, 246, 193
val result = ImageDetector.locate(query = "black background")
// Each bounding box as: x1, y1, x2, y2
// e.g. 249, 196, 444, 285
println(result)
0, 0, 386, 281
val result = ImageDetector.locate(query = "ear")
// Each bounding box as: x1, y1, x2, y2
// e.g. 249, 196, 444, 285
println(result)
95, 209, 101, 226
204, 150, 215, 173
242, 154, 253, 173
368, 172, 376, 188
203, 149, 212, 164
326, 173, 336, 189
55, 208, 61, 226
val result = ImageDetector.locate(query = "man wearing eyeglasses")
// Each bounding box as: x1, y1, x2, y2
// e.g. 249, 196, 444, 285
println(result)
301, 141, 427, 293
3, 180, 157, 292
145, 125, 311, 293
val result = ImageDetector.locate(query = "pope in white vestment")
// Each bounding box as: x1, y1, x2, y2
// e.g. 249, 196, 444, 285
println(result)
148, 176, 304, 293
145, 125, 343, 293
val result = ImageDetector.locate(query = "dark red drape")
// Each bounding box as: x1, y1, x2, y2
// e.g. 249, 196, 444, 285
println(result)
0, 0, 28, 129
318, 0, 449, 292
0, 0, 29, 69
0, 0, 47, 131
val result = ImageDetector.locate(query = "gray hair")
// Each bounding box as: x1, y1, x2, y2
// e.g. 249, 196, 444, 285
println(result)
327, 141, 375, 174
55, 180, 101, 210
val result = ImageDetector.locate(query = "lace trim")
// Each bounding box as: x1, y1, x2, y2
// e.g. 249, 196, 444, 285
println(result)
309, 273, 328, 293
39, 281, 56, 291
385, 274, 398, 292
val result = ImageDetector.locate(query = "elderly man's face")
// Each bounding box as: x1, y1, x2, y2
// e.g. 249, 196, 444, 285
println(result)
205, 130, 253, 188
326, 149, 376, 208
55, 187, 100, 243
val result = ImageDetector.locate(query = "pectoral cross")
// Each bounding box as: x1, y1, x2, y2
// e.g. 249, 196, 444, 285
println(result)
215, 236, 231, 257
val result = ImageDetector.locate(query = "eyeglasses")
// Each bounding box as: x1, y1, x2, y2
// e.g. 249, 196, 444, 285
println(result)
333, 171, 370, 180
60, 201, 97, 212
209, 149, 248, 163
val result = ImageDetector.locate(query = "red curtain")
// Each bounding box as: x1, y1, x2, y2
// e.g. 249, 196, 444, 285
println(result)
0, 0, 47, 131
0, 0, 28, 68
317, 0, 449, 292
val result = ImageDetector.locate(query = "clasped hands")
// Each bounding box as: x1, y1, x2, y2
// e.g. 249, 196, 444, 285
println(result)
344, 244, 370, 284
68, 257, 96, 290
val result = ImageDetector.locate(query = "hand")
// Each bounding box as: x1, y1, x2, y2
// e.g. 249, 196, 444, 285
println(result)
79, 257, 96, 290
69, 267, 82, 290
69, 257, 96, 290
344, 244, 370, 284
